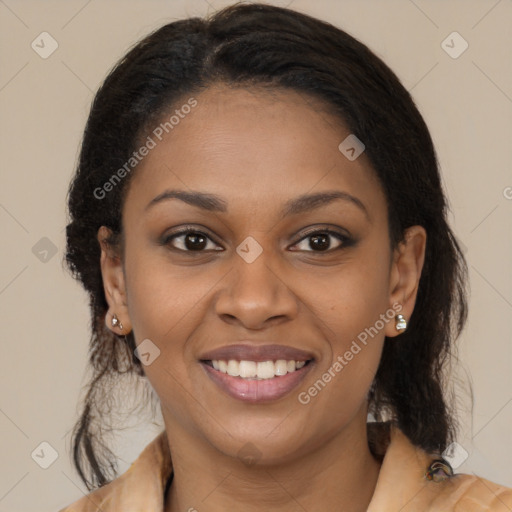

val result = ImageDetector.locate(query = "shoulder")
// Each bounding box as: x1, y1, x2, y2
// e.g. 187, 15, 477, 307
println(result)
57, 481, 118, 512
57, 467, 134, 512
427, 473, 512, 511
57, 430, 172, 512
368, 423, 512, 512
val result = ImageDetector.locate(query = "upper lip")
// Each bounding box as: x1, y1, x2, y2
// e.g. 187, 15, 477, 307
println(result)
199, 343, 315, 362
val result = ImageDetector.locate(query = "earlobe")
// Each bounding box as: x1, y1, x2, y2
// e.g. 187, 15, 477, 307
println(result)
385, 225, 426, 338
97, 226, 132, 334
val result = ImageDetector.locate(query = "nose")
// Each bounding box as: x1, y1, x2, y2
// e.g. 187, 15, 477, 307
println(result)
214, 247, 299, 330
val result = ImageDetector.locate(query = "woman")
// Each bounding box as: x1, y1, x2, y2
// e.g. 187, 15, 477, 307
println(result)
59, 3, 512, 511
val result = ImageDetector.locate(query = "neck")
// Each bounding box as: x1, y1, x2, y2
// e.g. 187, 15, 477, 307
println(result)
164, 410, 381, 512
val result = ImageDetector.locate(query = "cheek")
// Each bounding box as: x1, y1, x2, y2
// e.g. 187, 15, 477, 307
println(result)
123, 244, 219, 367
315, 245, 391, 349
123, 246, 219, 431
302, 243, 391, 403
296, 285, 389, 436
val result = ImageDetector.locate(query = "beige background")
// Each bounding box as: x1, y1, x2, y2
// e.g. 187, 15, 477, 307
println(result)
0, 0, 511, 510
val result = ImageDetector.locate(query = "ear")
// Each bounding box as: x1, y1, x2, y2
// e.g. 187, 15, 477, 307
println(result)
384, 225, 426, 338
97, 226, 132, 335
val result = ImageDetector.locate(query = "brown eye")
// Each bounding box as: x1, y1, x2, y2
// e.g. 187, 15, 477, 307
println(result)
163, 229, 222, 252
308, 233, 331, 251
183, 232, 208, 250
292, 229, 352, 253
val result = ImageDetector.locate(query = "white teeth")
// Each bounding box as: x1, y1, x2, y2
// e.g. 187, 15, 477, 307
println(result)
274, 359, 288, 376
210, 359, 309, 379
239, 360, 257, 378
227, 360, 240, 377
257, 361, 275, 379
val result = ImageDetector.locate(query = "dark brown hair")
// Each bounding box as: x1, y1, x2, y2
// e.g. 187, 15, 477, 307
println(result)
65, 2, 468, 490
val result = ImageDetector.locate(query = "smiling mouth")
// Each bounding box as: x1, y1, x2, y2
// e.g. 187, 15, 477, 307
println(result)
202, 359, 313, 379
198, 343, 315, 402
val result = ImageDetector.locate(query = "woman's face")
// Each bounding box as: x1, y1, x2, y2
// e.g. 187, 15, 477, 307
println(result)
100, 85, 425, 464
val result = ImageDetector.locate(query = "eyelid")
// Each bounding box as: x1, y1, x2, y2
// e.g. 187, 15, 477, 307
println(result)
295, 224, 350, 239
290, 226, 351, 251
162, 224, 352, 253
162, 225, 223, 251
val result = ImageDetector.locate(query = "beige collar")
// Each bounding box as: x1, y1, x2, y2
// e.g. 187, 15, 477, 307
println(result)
62, 423, 512, 511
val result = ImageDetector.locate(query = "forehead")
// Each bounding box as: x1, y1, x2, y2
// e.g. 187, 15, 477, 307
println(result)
125, 85, 386, 223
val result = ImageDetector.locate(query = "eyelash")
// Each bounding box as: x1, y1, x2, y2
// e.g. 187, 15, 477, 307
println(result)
161, 226, 354, 254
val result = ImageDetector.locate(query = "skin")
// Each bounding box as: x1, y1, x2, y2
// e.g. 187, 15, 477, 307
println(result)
98, 85, 426, 512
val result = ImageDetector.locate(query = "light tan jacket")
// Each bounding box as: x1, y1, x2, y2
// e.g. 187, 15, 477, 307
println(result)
59, 424, 512, 511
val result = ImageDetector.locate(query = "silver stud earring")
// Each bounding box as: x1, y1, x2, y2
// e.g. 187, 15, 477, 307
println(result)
111, 314, 123, 331
395, 314, 407, 332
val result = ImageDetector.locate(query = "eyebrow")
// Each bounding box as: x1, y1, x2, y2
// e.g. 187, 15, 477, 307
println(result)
145, 189, 370, 221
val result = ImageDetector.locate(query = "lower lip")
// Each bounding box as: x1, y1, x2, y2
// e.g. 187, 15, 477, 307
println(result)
201, 362, 313, 403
